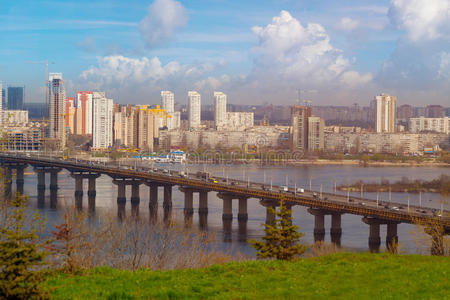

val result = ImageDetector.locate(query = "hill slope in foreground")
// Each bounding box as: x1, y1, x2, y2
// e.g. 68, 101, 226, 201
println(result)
47, 253, 449, 299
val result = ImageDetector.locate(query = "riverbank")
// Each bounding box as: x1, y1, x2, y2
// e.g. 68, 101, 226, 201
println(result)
47, 253, 449, 299
185, 158, 450, 167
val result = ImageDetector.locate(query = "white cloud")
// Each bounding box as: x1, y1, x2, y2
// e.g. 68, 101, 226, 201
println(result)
248, 11, 372, 94
388, 0, 450, 41
78, 55, 221, 102
336, 17, 360, 32
438, 51, 450, 79
139, 0, 188, 48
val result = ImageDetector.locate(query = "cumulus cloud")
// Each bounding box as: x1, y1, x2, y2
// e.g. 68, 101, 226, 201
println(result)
78, 55, 220, 102
139, 0, 188, 48
377, 0, 450, 101
388, 0, 450, 41
248, 11, 372, 96
336, 17, 360, 32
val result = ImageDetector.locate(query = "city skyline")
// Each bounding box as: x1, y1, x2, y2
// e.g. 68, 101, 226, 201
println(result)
1, 0, 449, 106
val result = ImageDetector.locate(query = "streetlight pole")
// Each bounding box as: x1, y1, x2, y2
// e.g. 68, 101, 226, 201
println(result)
309, 177, 312, 190
334, 180, 336, 195
320, 184, 323, 199
419, 191, 422, 207
407, 195, 410, 212
360, 184, 363, 198
347, 189, 350, 202
285, 174, 288, 187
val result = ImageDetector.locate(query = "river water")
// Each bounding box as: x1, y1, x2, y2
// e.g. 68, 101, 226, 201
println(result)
19, 163, 449, 255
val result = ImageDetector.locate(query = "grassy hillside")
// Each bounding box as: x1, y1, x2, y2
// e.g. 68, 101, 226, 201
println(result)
47, 253, 449, 299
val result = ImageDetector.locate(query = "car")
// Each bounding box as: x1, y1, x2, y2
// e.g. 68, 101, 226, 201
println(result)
391, 207, 400, 211
398, 206, 404, 209
296, 188, 305, 193
324, 197, 328, 200
280, 186, 289, 192
313, 192, 318, 199
231, 181, 237, 186
349, 199, 354, 202
359, 202, 366, 206
384, 205, 390, 209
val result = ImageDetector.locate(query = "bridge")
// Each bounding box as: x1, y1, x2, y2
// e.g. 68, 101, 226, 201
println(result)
1, 152, 449, 255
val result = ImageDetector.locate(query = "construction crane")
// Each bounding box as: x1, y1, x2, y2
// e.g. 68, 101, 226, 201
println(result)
25, 59, 55, 119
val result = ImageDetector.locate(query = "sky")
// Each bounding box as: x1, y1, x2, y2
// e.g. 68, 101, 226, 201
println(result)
0, 0, 449, 106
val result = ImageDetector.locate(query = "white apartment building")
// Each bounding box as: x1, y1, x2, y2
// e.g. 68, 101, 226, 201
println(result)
308, 116, 325, 151
226, 112, 254, 130
161, 91, 174, 113
214, 91, 227, 129
48, 73, 66, 147
167, 111, 181, 130
409, 117, 449, 134
188, 91, 201, 129
92, 93, 113, 149
3, 110, 28, 124
374, 93, 396, 133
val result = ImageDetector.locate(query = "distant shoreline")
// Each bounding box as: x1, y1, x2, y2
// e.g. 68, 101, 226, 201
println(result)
186, 158, 450, 168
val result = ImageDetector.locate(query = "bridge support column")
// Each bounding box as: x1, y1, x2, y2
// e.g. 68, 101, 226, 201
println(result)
148, 183, 158, 222
238, 197, 248, 222
330, 213, 342, 246
163, 185, 172, 211
131, 182, 141, 218
182, 188, 194, 225
87, 176, 99, 213
113, 180, 126, 220
4, 167, 12, 197
73, 175, 83, 210
386, 222, 399, 253
221, 194, 233, 221
35, 169, 46, 206
308, 208, 325, 243
198, 191, 208, 229
260, 199, 277, 225
362, 217, 381, 253
238, 218, 247, 242
16, 166, 25, 194
49, 170, 61, 193
199, 191, 208, 215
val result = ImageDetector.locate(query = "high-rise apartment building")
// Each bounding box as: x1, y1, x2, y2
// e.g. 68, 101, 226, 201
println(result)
308, 116, 324, 151
374, 93, 396, 133
92, 92, 113, 149
161, 91, 174, 113
7, 86, 24, 110
214, 91, 227, 130
291, 105, 312, 151
397, 104, 413, 121
76, 91, 93, 136
188, 91, 201, 129
409, 117, 449, 134
426, 105, 444, 118
48, 73, 66, 147
65, 97, 76, 134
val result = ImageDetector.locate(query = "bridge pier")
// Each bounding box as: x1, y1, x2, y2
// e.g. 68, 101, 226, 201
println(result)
238, 219, 247, 242
199, 190, 208, 215
330, 213, 343, 246
219, 193, 233, 221
130, 181, 141, 218
16, 166, 25, 194
147, 183, 159, 222
238, 197, 248, 222
260, 199, 277, 225
163, 185, 173, 211
386, 222, 399, 252
179, 187, 194, 225
4, 167, 12, 197
308, 208, 326, 243
362, 217, 399, 253
35, 169, 46, 207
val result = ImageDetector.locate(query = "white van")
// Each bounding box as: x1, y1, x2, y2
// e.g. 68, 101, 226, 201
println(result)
280, 186, 289, 192
296, 188, 304, 193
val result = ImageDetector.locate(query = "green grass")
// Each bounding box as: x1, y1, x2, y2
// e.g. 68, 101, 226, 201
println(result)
46, 253, 449, 299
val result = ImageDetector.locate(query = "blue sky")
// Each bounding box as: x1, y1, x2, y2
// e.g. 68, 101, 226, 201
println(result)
1, 0, 449, 105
